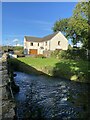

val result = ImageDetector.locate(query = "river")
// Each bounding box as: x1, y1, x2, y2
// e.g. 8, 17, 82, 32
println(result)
14, 72, 89, 120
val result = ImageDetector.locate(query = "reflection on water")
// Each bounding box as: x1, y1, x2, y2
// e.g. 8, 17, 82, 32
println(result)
14, 72, 89, 120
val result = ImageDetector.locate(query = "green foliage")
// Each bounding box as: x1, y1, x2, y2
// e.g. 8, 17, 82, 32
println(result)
58, 50, 69, 59
35, 54, 46, 58
10, 57, 89, 83
13, 46, 23, 51
52, 2, 89, 49
2, 46, 24, 54
68, 2, 89, 48
66, 48, 87, 60
53, 18, 69, 36
17, 57, 59, 68
53, 59, 89, 83
51, 50, 60, 58
51, 49, 87, 60
17, 54, 25, 57
13, 46, 24, 54
68, 44, 72, 50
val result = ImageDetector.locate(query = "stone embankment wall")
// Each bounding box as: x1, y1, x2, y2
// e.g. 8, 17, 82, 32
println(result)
0, 53, 17, 119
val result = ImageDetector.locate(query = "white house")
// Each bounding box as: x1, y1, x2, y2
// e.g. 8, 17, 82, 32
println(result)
24, 31, 68, 55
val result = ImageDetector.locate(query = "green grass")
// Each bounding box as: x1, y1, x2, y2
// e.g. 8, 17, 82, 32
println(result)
52, 59, 89, 82
18, 57, 59, 68
13, 57, 90, 83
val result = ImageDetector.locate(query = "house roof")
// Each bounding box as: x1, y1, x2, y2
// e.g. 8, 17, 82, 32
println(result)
25, 31, 59, 42
24, 36, 42, 42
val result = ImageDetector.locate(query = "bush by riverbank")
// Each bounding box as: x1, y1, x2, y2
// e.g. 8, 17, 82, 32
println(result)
51, 48, 88, 60
9, 57, 90, 83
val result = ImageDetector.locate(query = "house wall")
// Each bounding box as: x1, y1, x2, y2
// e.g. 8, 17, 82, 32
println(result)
38, 41, 50, 54
37, 42, 44, 54
24, 38, 44, 54
43, 41, 50, 51
24, 38, 28, 54
24, 32, 68, 55
50, 32, 68, 50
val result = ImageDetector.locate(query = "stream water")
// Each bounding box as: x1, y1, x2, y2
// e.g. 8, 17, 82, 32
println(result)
14, 72, 89, 120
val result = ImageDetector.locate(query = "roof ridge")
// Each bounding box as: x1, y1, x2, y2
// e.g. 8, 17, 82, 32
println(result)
25, 31, 60, 42
43, 31, 59, 38
25, 36, 42, 38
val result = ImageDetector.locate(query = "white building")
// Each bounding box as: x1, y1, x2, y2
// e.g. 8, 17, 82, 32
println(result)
24, 31, 68, 55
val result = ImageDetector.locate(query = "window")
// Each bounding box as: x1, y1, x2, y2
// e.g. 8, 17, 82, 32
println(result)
30, 42, 33, 46
38, 43, 39, 46
58, 41, 60, 45
45, 42, 47, 46
40, 47, 44, 49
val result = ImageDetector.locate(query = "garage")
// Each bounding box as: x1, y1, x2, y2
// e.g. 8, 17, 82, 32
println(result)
29, 49, 38, 55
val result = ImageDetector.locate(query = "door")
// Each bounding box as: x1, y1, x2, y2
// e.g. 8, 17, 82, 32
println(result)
29, 49, 37, 55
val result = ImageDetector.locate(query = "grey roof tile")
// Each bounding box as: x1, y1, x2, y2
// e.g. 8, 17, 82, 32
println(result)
25, 31, 59, 42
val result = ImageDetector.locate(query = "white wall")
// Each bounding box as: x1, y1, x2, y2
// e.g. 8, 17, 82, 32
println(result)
43, 41, 50, 51
50, 32, 68, 50
24, 38, 28, 54
24, 32, 68, 55
24, 38, 44, 54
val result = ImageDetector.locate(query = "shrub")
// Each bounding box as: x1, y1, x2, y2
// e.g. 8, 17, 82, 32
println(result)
51, 48, 87, 60
17, 54, 25, 57
58, 50, 68, 59
2, 46, 24, 54
35, 54, 46, 58
51, 50, 60, 58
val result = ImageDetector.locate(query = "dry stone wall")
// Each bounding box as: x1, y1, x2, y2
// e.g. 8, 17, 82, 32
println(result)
0, 53, 16, 119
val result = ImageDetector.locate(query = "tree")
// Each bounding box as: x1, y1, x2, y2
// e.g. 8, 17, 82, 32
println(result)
69, 2, 89, 48
53, 18, 69, 36
53, 2, 89, 49
53, 18, 80, 46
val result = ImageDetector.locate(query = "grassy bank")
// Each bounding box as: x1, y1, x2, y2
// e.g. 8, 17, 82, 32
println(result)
18, 57, 59, 68
9, 57, 90, 83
